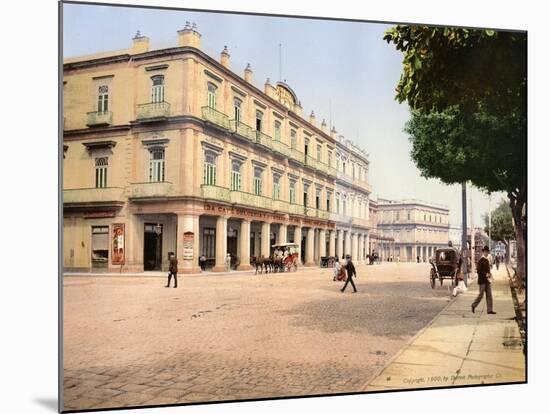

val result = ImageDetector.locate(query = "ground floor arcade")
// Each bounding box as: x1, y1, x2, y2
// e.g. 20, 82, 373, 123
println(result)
63, 200, 371, 273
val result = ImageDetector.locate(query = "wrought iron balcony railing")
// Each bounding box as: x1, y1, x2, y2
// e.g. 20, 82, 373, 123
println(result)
86, 111, 113, 127
255, 131, 273, 149
136, 101, 170, 121
230, 120, 256, 142
202, 106, 230, 130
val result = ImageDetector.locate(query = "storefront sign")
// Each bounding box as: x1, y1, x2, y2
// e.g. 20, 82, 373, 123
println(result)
112, 223, 125, 265
183, 231, 194, 260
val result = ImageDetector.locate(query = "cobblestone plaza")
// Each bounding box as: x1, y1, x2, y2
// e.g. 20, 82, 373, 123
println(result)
62, 263, 451, 410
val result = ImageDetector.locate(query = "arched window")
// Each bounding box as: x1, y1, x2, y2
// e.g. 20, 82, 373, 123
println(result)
95, 157, 108, 188
97, 85, 109, 112
230, 160, 242, 191
203, 150, 217, 185
289, 179, 296, 204
272, 173, 281, 200
253, 166, 263, 195
149, 148, 165, 182
233, 98, 242, 122
207, 83, 217, 109
151, 75, 165, 103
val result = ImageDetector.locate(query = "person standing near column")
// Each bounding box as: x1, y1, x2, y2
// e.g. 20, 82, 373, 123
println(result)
341, 254, 357, 293
472, 246, 496, 314
165, 252, 178, 288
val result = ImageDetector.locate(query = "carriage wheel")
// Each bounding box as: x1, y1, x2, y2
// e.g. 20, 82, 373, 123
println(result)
439, 277, 444, 287
430, 269, 436, 289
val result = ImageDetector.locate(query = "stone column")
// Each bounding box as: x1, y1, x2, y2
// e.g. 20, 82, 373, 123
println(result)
351, 232, 358, 261
212, 216, 228, 272
319, 229, 326, 258
365, 233, 370, 259
261, 221, 271, 257
278, 223, 287, 245
337, 229, 344, 259
238, 219, 251, 270
177, 214, 201, 274
329, 230, 336, 257
344, 231, 352, 257
293, 225, 302, 264
358, 233, 364, 264
304, 227, 315, 266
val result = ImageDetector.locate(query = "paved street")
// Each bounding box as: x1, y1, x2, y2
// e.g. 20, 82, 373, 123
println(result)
63, 263, 452, 411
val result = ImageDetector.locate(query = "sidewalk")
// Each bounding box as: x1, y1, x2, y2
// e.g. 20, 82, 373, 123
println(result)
364, 266, 525, 391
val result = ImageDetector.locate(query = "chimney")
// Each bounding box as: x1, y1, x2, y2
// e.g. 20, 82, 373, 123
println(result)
331, 126, 337, 139
220, 46, 230, 68
321, 119, 327, 133
177, 21, 201, 49
309, 111, 316, 125
132, 31, 149, 54
244, 63, 253, 83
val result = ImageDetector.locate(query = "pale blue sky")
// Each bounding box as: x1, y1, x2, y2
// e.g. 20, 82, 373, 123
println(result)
63, 3, 506, 226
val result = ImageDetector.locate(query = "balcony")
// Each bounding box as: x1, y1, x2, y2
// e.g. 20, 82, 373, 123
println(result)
288, 147, 306, 164
136, 102, 170, 121
230, 190, 272, 210
272, 199, 290, 213
352, 217, 374, 229
305, 207, 330, 220
271, 139, 291, 158
230, 120, 255, 142
201, 184, 231, 202
129, 182, 173, 199
202, 106, 230, 130
86, 111, 112, 127
63, 187, 125, 206
255, 131, 273, 150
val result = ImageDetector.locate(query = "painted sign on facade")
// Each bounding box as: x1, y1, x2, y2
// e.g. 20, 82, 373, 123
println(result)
183, 231, 194, 260
112, 223, 125, 265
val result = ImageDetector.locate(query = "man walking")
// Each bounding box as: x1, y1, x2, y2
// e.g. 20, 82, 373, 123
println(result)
165, 252, 178, 288
472, 246, 496, 314
341, 254, 357, 293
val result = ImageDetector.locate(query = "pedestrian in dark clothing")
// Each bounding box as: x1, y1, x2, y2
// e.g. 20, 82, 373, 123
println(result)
472, 246, 495, 314
341, 254, 357, 293
495, 255, 500, 270
165, 252, 178, 288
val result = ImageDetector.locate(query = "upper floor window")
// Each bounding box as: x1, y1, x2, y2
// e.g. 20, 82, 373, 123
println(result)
253, 167, 263, 196
352, 163, 356, 179
233, 98, 242, 122
95, 157, 108, 188
336, 157, 340, 171
342, 198, 347, 215
151, 75, 165, 103
316, 144, 321, 162
149, 148, 165, 182
315, 188, 321, 209
272, 174, 281, 200
303, 184, 309, 207
342, 161, 346, 175
326, 192, 331, 212
336, 194, 340, 214
207, 83, 217, 109
230, 160, 242, 191
328, 151, 332, 167
274, 121, 281, 141
289, 180, 296, 204
304, 138, 310, 156
396, 211, 400, 221
255, 110, 263, 131
203, 151, 217, 185
290, 130, 297, 149
97, 85, 109, 112
407, 210, 411, 220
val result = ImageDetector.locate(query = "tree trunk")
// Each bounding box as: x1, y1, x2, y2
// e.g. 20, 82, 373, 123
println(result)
509, 192, 526, 288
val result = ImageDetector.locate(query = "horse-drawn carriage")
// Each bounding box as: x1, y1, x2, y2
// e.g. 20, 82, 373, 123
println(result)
429, 247, 463, 288
251, 243, 300, 274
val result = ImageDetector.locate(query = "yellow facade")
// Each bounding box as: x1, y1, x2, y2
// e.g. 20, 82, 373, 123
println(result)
63, 25, 373, 273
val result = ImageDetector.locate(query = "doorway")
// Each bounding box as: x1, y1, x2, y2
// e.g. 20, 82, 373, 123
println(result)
144, 223, 163, 271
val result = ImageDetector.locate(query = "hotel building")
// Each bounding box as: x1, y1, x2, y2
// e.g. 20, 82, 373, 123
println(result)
62, 24, 374, 273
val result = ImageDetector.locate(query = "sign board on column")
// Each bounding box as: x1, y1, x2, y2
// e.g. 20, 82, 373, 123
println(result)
183, 231, 194, 260
112, 223, 125, 265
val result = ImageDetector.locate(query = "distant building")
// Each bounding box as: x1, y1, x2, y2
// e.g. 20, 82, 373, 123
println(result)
449, 225, 462, 250
376, 199, 450, 262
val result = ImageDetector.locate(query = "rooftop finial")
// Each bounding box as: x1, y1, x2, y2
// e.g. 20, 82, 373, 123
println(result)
184, 21, 191, 30
133, 30, 142, 39
245, 63, 252, 71
222, 45, 229, 54
191, 22, 197, 31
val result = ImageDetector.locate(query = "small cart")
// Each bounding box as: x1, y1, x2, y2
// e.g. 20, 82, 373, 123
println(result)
429, 247, 462, 288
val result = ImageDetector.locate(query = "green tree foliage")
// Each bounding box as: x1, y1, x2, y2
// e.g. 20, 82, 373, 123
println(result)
384, 25, 526, 279
483, 200, 515, 244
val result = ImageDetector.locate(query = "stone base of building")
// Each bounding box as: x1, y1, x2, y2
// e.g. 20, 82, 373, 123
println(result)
211, 265, 229, 272
237, 264, 252, 270
178, 266, 202, 274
